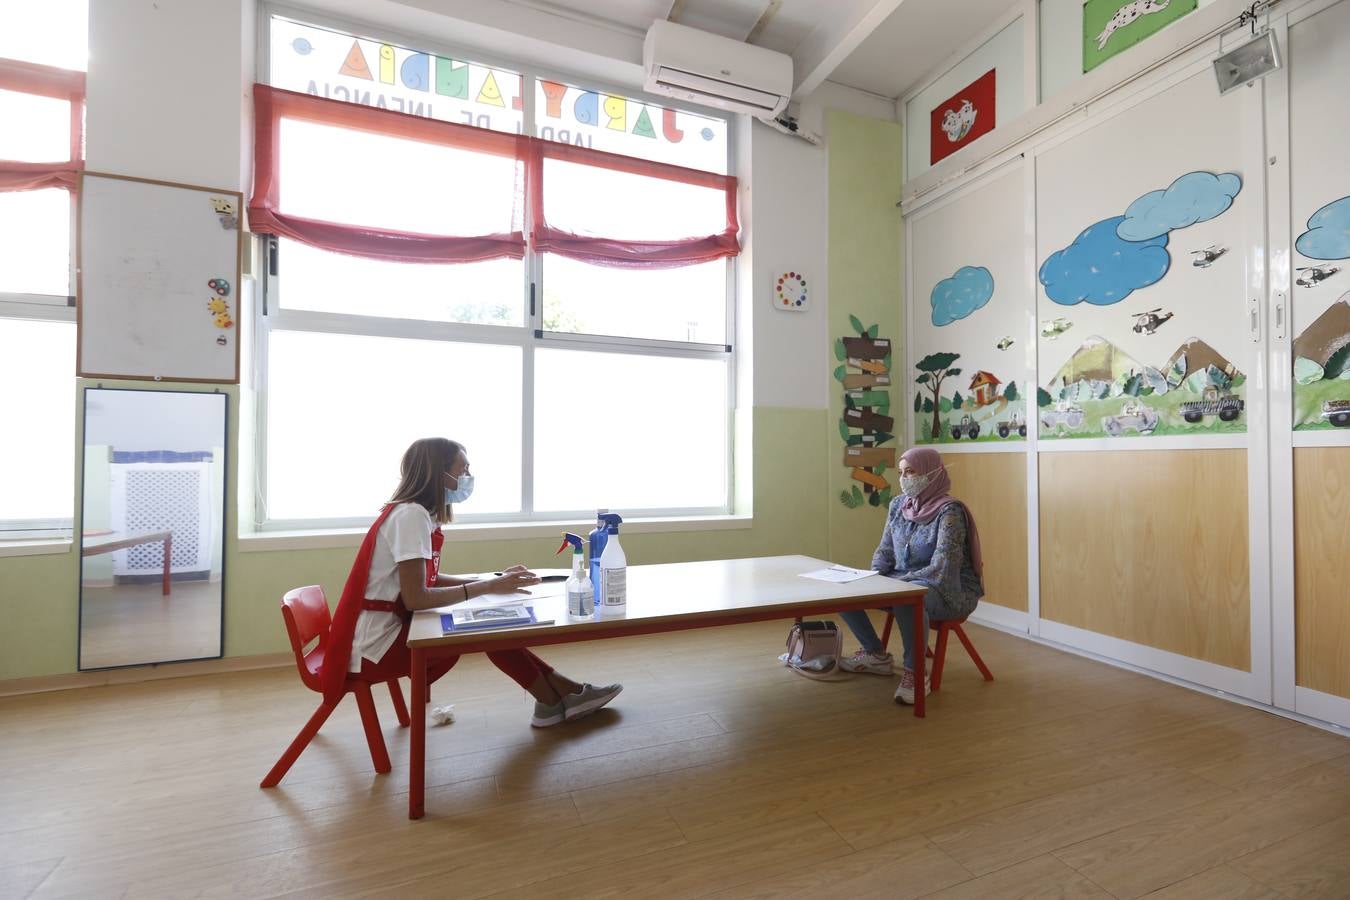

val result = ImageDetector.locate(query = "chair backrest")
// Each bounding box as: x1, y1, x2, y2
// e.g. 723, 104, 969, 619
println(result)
281, 585, 331, 692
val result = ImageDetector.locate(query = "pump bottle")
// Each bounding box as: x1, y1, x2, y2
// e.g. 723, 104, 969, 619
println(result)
555, 533, 594, 620
587, 509, 608, 610
597, 513, 627, 617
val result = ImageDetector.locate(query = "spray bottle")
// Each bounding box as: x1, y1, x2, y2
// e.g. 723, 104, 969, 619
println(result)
587, 509, 609, 611
597, 512, 627, 617
555, 532, 594, 621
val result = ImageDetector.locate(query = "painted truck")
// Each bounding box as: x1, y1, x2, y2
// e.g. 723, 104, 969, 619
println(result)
1040, 400, 1085, 432
1102, 400, 1160, 436
1179, 385, 1244, 423
949, 414, 980, 440
996, 413, 1027, 438
1323, 399, 1350, 427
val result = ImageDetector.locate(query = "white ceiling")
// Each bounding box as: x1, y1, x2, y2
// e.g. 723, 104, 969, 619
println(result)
513, 0, 1023, 100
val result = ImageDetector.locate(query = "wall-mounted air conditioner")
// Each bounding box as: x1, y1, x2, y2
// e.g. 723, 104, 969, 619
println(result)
643, 20, 792, 118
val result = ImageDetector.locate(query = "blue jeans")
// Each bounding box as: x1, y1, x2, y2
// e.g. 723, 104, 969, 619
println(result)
838, 590, 940, 670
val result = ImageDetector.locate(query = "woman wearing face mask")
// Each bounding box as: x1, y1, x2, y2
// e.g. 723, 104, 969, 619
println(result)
837, 447, 984, 704
322, 437, 622, 728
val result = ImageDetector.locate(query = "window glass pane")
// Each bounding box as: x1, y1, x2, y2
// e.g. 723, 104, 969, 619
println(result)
536, 79, 727, 173
0, 318, 75, 524
533, 349, 727, 512
269, 16, 524, 134
279, 119, 520, 235
542, 256, 726, 344
277, 239, 523, 325
0, 0, 88, 70
266, 331, 521, 520
541, 158, 725, 240
0, 190, 71, 296
0, 90, 71, 161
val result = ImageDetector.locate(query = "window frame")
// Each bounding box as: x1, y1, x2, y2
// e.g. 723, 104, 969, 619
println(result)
253, 6, 737, 531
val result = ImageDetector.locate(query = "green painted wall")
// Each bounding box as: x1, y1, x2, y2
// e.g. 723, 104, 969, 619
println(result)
826, 109, 905, 568
0, 404, 828, 680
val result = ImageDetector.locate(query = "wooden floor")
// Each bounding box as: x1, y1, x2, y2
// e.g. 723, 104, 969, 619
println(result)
2, 617, 1348, 899
79, 580, 221, 670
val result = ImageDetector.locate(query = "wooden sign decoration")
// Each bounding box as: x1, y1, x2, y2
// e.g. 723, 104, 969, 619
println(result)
834, 315, 896, 509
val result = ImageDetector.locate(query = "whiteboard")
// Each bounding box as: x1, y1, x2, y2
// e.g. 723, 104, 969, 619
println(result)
78, 172, 242, 383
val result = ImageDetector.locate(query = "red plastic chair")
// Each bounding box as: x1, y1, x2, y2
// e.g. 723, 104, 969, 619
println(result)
260, 585, 410, 788
880, 612, 994, 691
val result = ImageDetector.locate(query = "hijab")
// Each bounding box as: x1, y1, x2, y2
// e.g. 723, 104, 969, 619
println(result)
898, 447, 984, 578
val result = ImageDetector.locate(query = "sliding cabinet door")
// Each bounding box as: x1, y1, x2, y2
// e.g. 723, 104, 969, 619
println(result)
1268, 0, 1350, 727
905, 162, 1032, 627
1030, 61, 1272, 701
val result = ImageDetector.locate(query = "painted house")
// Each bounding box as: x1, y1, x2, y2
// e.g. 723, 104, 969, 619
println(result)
969, 370, 1002, 405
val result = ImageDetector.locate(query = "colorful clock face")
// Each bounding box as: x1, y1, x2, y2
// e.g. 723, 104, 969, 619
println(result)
776, 271, 808, 310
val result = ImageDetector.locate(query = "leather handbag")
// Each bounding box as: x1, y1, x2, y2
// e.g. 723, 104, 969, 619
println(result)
780, 620, 843, 680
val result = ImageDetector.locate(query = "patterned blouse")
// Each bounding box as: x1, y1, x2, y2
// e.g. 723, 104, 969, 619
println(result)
871, 498, 984, 619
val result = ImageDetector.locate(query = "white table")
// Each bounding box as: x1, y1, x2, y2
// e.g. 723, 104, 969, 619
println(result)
405, 555, 927, 819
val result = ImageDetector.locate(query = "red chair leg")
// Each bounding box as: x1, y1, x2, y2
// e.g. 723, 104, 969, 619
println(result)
931, 624, 952, 692
353, 682, 392, 774
880, 612, 894, 650
260, 700, 337, 788
388, 679, 410, 728
954, 624, 994, 681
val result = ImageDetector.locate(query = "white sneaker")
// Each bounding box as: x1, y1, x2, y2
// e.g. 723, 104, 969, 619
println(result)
894, 668, 931, 705
839, 648, 895, 675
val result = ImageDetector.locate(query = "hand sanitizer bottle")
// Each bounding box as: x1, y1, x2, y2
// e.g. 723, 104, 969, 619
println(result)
587, 509, 608, 611
597, 513, 626, 617
555, 533, 593, 621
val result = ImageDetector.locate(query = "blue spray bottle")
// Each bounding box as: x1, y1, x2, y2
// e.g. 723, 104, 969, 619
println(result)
555, 533, 594, 620
587, 509, 608, 610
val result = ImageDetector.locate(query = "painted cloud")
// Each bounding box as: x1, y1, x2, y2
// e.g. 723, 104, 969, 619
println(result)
1116, 171, 1243, 242
1295, 196, 1350, 261
1039, 216, 1171, 306
931, 266, 994, 326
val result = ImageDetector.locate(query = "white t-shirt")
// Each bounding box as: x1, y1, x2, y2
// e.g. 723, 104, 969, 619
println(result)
348, 502, 435, 672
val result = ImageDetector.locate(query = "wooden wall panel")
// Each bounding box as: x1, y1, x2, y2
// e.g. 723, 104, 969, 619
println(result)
949, 452, 1028, 612
1294, 447, 1350, 699
1039, 450, 1249, 670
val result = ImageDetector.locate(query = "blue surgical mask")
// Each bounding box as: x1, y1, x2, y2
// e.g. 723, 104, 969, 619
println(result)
445, 473, 474, 505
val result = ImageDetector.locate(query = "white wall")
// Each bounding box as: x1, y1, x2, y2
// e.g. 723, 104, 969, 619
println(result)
86, 0, 253, 190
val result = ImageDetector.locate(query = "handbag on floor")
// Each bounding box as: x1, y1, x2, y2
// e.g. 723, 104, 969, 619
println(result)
780, 620, 843, 680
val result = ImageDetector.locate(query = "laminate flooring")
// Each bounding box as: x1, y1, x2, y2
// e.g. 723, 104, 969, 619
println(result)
2, 617, 1347, 899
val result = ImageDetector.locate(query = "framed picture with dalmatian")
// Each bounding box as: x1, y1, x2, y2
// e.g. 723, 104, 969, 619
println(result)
1083, 0, 1197, 73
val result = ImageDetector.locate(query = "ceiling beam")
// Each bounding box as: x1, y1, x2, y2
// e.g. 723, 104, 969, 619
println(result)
790, 0, 906, 100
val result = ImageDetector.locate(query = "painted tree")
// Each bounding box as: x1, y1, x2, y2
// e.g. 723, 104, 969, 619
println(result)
1036, 386, 1053, 408
1003, 381, 1019, 403
913, 392, 922, 413
914, 352, 961, 439
952, 391, 964, 409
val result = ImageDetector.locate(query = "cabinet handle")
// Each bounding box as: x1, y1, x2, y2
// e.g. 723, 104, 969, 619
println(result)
1274, 291, 1286, 341
1249, 298, 1260, 342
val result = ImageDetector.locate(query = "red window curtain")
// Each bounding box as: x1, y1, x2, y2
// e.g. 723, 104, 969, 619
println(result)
0, 58, 84, 192
528, 141, 738, 269
248, 84, 739, 269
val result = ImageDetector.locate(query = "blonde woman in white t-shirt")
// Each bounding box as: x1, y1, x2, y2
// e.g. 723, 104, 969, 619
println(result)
323, 437, 621, 727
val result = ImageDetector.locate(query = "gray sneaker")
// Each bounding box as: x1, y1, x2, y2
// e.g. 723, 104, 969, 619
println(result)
563, 683, 623, 722
531, 699, 565, 728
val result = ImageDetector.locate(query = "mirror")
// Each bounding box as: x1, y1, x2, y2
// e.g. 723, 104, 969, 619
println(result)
79, 388, 227, 669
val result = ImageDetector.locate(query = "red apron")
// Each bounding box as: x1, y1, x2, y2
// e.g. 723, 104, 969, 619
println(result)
322, 503, 443, 705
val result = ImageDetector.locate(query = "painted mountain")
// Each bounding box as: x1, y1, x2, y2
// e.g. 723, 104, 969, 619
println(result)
1162, 337, 1242, 391
1293, 296, 1350, 366
1051, 336, 1142, 385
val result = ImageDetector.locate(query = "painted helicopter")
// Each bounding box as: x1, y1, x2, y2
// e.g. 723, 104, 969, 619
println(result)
1296, 265, 1341, 288
1189, 245, 1228, 268
996, 336, 1015, 350
1131, 308, 1174, 335
1040, 318, 1073, 340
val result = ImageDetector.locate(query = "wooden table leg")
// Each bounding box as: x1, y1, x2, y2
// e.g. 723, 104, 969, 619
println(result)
912, 601, 926, 718
161, 534, 172, 596
409, 646, 427, 820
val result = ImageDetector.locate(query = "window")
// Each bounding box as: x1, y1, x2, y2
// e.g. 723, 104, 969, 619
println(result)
254, 15, 736, 527
0, 4, 85, 536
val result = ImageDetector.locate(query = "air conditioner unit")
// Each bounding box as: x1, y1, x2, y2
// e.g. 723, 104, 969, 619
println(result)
643, 20, 792, 118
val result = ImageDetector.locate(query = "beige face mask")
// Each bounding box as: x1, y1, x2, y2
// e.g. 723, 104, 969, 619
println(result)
898, 472, 930, 498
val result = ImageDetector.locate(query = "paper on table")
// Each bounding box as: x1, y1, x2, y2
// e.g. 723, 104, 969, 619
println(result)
799, 564, 878, 584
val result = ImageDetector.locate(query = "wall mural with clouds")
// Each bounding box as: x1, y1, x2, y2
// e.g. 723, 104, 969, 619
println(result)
1032, 70, 1251, 440
908, 165, 1030, 445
